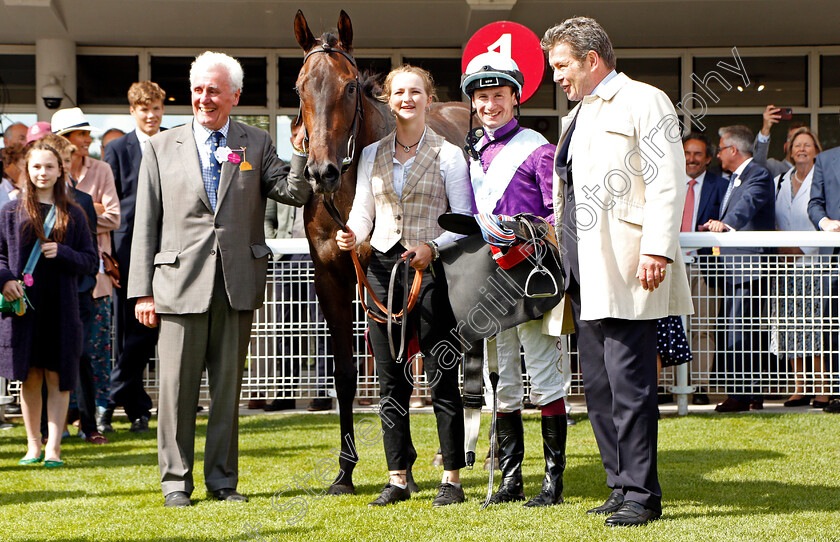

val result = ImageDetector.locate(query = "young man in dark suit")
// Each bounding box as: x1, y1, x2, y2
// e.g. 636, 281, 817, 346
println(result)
102, 81, 166, 434
703, 125, 775, 413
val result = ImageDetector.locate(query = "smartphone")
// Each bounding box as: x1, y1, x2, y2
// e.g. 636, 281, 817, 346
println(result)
778, 107, 793, 120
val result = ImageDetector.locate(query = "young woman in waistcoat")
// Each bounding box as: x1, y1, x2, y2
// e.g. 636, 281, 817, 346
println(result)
336, 65, 473, 507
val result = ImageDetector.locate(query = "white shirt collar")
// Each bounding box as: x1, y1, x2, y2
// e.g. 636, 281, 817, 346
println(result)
591, 70, 619, 99
193, 118, 231, 143
732, 157, 752, 179
687, 170, 707, 184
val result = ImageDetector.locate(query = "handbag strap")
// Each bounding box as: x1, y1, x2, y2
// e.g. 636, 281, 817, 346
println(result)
23, 205, 56, 278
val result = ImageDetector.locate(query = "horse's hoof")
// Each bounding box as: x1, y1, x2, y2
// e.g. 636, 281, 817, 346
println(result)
327, 484, 356, 496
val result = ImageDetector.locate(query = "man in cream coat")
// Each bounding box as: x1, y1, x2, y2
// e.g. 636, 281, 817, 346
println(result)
542, 18, 692, 526
129, 52, 310, 507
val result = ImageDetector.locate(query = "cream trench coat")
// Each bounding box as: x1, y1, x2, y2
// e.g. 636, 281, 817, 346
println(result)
544, 72, 693, 334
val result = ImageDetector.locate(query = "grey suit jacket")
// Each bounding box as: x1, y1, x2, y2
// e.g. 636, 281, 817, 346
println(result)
127, 120, 310, 313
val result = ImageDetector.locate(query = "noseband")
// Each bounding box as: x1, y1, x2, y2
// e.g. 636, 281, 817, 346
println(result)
297, 43, 364, 174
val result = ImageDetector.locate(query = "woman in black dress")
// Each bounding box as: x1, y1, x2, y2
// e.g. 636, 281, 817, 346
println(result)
0, 141, 98, 467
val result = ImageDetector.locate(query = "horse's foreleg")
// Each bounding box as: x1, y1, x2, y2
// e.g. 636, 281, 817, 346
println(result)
314, 268, 359, 495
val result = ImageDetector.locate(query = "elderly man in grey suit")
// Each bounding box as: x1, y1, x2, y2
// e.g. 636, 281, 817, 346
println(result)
128, 51, 310, 507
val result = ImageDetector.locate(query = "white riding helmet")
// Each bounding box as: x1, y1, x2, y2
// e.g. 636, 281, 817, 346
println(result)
460, 52, 525, 97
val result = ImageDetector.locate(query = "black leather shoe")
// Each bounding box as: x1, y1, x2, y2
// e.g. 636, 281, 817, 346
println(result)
211, 488, 248, 502
368, 483, 410, 506
811, 399, 830, 409
604, 500, 661, 527
587, 490, 624, 514
307, 398, 333, 411
264, 398, 296, 411
692, 393, 710, 405
715, 397, 749, 413
432, 483, 465, 507
164, 491, 191, 507
129, 416, 150, 433
824, 399, 840, 413
784, 396, 811, 407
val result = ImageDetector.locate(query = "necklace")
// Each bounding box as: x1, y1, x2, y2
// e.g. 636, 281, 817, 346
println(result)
395, 138, 420, 153
793, 169, 807, 183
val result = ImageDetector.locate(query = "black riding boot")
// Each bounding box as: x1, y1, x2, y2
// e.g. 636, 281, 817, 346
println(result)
488, 412, 525, 504
524, 414, 567, 507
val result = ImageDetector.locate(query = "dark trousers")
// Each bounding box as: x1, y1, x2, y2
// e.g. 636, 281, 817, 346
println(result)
109, 267, 157, 421
367, 245, 465, 472
274, 254, 332, 397
567, 278, 661, 509
716, 278, 765, 400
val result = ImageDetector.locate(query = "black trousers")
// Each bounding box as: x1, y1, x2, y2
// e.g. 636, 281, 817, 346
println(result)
567, 278, 661, 510
274, 253, 332, 397
109, 263, 157, 421
716, 278, 765, 400
367, 245, 465, 472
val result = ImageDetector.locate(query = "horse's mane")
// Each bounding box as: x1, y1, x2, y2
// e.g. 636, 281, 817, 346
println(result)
316, 31, 382, 99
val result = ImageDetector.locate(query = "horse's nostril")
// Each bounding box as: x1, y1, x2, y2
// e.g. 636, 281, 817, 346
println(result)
303, 165, 313, 181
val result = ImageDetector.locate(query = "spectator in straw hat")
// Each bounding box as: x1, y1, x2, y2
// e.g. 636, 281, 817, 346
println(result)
51, 107, 120, 420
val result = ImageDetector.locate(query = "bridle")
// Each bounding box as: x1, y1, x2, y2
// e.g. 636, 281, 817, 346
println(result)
298, 43, 422, 362
297, 43, 363, 174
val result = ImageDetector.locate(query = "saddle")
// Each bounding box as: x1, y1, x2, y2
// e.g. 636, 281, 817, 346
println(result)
438, 213, 564, 497
437, 212, 564, 342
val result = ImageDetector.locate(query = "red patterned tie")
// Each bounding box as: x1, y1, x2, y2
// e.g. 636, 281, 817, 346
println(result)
681, 179, 697, 232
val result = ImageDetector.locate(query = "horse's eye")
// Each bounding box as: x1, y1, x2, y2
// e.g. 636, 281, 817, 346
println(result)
347, 84, 356, 96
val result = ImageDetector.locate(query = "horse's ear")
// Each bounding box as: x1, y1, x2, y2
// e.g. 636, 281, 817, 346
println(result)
294, 10, 317, 52
337, 10, 353, 53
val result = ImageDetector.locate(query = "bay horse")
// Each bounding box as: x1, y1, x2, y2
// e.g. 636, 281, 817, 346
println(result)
293, 10, 470, 494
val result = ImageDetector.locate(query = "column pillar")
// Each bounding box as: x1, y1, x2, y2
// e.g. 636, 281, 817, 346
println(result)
36, 38, 76, 121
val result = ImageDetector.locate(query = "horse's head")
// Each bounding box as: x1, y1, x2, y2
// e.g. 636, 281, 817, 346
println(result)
294, 10, 361, 195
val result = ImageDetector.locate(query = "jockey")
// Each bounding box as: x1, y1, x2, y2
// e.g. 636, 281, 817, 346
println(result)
461, 52, 569, 507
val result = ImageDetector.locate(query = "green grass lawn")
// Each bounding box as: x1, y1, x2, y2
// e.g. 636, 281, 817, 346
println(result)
1, 411, 838, 542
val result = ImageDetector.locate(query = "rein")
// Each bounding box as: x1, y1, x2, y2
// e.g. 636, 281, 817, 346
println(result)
323, 193, 423, 361
297, 43, 364, 173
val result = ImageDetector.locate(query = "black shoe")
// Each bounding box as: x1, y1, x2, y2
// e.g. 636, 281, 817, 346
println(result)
487, 412, 526, 504
824, 399, 840, 413
432, 483, 465, 507
783, 397, 811, 407
587, 490, 624, 515
129, 416, 150, 433
604, 501, 661, 527
307, 398, 333, 411
210, 488, 248, 502
264, 398, 296, 411
812, 399, 830, 409
692, 393, 710, 405
715, 397, 749, 413
164, 491, 191, 508
368, 483, 410, 506
97, 408, 114, 434
524, 415, 566, 507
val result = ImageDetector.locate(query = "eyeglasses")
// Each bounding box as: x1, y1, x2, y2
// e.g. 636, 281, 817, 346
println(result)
717, 145, 733, 153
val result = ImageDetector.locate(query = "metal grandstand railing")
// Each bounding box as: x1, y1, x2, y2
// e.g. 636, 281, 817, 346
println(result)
3, 233, 840, 414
